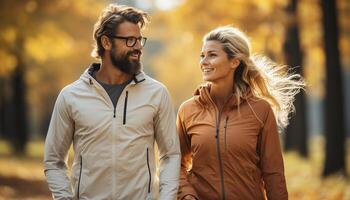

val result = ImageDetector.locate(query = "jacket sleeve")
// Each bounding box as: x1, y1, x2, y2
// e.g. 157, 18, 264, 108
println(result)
44, 90, 74, 200
176, 104, 199, 200
259, 106, 288, 200
154, 87, 181, 200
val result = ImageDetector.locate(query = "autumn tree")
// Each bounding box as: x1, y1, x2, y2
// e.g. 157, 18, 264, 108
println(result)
0, 0, 105, 154
321, 0, 347, 177
283, 0, 308, 157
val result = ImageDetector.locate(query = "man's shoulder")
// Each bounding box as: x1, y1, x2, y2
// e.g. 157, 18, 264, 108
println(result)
143, 74, 164, 86
59, 79, 86, 97
141, 74, 168, 92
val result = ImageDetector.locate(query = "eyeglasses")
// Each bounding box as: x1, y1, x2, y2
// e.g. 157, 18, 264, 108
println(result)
109, 35, 147, 47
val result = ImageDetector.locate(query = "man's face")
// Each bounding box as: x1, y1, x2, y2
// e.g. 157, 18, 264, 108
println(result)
109, 21, 143, 75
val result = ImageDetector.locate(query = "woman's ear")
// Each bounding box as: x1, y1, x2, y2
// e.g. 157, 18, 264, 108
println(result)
101, 35, 112, 51
230, 58, 240, 69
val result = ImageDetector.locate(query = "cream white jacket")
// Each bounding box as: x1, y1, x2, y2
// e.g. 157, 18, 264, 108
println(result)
44, 65, 181, 200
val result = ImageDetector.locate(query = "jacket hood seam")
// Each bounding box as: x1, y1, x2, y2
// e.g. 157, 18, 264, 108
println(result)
81, 63, 147, 86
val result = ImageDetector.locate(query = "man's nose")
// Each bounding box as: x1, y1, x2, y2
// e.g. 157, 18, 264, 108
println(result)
133, 39, 143, 49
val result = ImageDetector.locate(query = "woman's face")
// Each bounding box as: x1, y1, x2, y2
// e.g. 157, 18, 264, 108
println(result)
200, 40, 239, 83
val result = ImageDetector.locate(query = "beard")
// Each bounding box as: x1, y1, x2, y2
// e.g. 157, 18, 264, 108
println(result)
110, 45, 142, 75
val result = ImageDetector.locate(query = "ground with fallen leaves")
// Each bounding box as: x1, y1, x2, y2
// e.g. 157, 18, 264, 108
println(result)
0, 137, 349, 200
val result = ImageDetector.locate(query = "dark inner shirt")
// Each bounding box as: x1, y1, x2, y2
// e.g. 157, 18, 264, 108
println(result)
92, 72, 131, 108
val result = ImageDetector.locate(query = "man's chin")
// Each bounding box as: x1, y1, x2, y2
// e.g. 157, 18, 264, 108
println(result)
127, 63, 141, 75
129, 57, 140, 63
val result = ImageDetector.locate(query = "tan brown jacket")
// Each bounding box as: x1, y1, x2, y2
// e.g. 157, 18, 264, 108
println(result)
177, 85, 288, 200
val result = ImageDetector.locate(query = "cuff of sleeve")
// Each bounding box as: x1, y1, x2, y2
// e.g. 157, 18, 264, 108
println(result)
181, 193, 199, 200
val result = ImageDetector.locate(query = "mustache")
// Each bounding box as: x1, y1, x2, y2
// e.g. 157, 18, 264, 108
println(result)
127, 49, 142, 56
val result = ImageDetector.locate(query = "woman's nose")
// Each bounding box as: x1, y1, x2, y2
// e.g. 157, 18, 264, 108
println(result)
200, 57, 209, 66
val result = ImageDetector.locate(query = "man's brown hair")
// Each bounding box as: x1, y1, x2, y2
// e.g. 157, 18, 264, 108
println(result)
91, 4, 150, 58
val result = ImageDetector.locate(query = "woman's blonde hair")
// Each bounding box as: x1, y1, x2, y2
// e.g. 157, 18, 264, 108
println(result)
204, 26, 305, 128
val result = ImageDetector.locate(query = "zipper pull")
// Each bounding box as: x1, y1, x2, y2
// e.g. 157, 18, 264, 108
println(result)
123, 91, 129, 124
224, 116, 229, 151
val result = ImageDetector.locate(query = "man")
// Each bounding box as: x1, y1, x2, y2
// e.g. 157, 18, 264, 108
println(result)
44, 4, 180, 200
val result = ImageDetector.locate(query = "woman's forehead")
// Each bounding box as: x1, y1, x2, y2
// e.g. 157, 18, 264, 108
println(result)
201, 40, 223, 53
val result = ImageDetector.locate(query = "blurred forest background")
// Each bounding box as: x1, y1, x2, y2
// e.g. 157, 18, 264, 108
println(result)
0, 0, 349, 199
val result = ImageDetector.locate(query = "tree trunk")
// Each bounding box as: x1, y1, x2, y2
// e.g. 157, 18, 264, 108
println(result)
10, 36, 28, 155
0, 77, 15, 140
321, 0, 346, 177
0, 77, 4, 137
283, 0, 308, 157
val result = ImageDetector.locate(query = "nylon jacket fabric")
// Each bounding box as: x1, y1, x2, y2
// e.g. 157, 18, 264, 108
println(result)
177, 84, 288, 200
44, 64, 181, 200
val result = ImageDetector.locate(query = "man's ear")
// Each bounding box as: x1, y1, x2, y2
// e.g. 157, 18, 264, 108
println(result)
230, 58, 240, 69
101, 35, 112, 51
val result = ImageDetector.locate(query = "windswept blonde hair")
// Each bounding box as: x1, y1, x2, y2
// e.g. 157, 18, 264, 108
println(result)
204, 26, 305, 128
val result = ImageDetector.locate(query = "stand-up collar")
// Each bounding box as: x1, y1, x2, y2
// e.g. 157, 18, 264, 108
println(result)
81, 63, 146, 85
194, 83, 253, 109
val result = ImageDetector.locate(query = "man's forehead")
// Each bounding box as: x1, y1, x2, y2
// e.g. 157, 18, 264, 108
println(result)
116, 21, 141, 36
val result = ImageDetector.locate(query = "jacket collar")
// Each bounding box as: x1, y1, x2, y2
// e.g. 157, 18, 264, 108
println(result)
81, 63, 146, 85
194, 83, 253, 109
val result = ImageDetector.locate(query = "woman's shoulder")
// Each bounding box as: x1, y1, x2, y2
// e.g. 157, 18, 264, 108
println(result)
178, 97, 200, 111
177, 96, 203, 118
245, 96, 274, 123
247, 96, 271, 110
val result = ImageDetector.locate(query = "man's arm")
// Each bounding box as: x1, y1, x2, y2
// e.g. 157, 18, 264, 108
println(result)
154, 87, 181, 200
44, 90, 75, 200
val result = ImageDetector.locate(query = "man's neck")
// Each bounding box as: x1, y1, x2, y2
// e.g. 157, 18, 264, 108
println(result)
95, 61, 132, 85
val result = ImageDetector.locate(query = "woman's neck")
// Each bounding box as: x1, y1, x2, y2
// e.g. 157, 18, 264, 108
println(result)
210, 80, 234, 110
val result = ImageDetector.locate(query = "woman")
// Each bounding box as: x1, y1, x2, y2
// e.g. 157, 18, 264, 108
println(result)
177, 26, 304, 200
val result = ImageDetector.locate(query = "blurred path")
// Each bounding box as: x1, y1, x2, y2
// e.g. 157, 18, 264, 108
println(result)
0, 175, 50, 200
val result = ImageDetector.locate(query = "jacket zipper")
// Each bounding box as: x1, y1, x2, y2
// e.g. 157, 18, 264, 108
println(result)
123, 91, 128, 125
77, 156, 83, 199
215, 112, 226, 200
146, 147, 152, 193
224, 116, 229, 151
